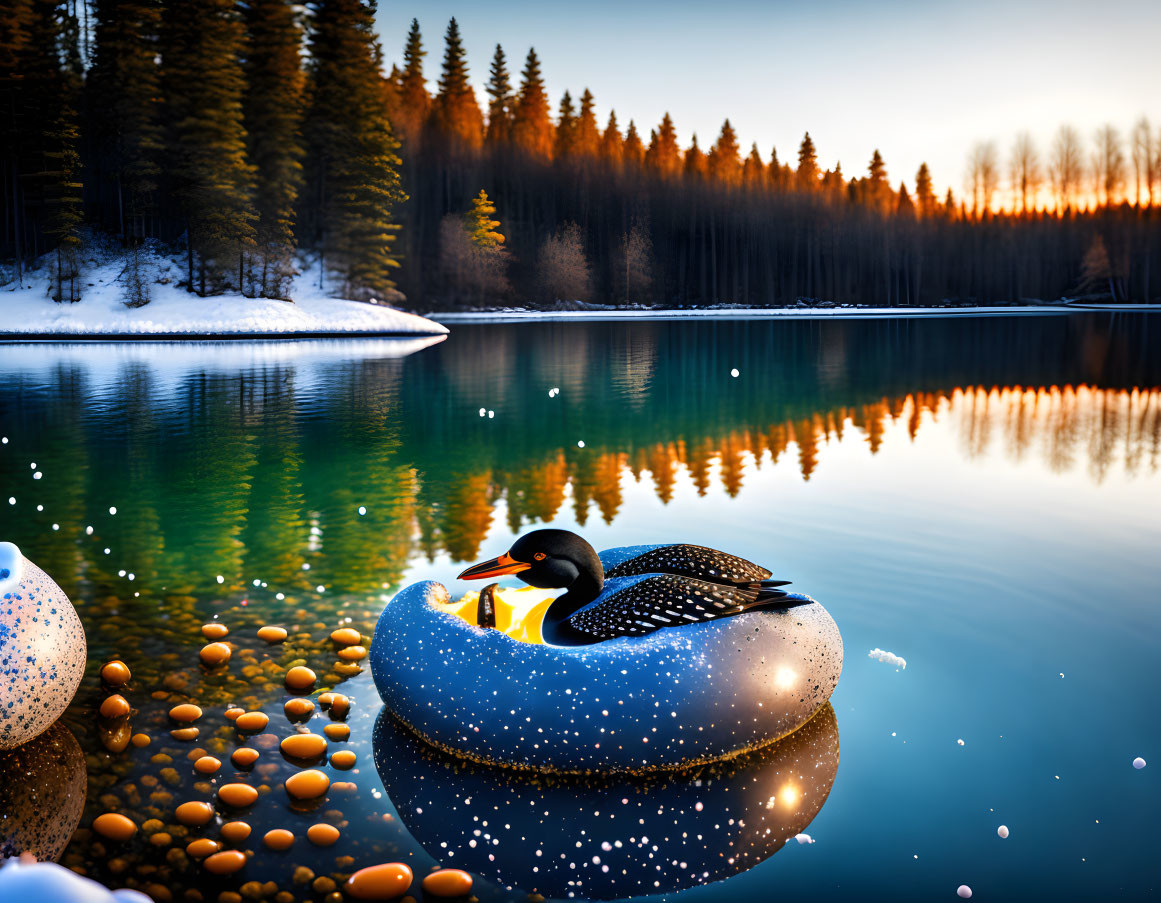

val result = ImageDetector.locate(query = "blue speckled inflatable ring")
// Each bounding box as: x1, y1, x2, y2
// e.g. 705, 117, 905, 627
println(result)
370, 580, 843, 773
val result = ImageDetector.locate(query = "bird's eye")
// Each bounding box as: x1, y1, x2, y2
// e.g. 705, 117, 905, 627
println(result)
534, 552, 547, 561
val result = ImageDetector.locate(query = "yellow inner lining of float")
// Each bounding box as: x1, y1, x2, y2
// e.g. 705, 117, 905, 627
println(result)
434, 586, 559, 645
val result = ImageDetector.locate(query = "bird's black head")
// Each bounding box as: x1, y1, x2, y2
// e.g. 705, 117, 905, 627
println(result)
458, 529, 605, 597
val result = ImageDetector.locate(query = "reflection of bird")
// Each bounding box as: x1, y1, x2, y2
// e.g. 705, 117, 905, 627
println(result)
458, 529, 813, 645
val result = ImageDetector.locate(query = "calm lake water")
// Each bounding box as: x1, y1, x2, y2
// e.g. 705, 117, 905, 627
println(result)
1, 315, 1158, 902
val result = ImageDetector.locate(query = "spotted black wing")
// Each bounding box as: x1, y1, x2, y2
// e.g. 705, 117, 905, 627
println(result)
565, 574, 793, 642
603, 544, 772, 584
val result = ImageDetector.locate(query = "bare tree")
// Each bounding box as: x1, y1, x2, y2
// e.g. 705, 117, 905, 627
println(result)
438, 215, 510, 305
617, 218, 653, 303
1130, 118, 1151, 206
965, 141, 999, 218
1091, 124, 1126, 207
1050, 125, 1084, 213
1008, 132, 1041, 214
538, 221, 592, 303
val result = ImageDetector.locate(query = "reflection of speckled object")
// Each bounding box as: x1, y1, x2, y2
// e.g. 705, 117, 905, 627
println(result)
0, 858, 151, 901
373, 703, 839, 899
370, 580, 843, 773
0, 722, 86, 861
0, 543, 87, 750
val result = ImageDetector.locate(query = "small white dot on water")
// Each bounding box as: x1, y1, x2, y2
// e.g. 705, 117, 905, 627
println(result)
33, 471, 42, 480
1132, 757, 1146, 769
357, 506, 367, 516
997, 825, 1009, 839
488, 410, 495, 419
577, 440, 585, 448
957, 886, 972, 899
85, 526, 93, 535
51, 523, 59, 531
103, 548, 110, 554
479, 408, 486, 417
316, 585, 325, 593
215, 575, 224, 584
730, 368, 739, 377
275, 592, 285, 600
36, 505, 43, 511
29, 462, 36, 469
302, 563, 310, 570
108, 506, 117, 515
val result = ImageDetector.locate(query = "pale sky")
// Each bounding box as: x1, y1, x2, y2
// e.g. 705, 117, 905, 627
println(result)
375, 0, 1161, 202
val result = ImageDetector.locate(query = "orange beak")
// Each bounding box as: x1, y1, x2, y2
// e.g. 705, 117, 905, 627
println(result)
457, 552, 531, 580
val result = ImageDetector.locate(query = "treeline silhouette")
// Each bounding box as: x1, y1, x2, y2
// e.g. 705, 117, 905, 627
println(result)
2, 3, 1160, 308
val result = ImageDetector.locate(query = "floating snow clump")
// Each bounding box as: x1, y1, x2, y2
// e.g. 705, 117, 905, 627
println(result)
794, 833, 814, 844
868, 648, 906, 669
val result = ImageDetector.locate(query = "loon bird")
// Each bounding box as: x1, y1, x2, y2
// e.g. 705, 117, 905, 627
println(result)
458, 529, 814, 646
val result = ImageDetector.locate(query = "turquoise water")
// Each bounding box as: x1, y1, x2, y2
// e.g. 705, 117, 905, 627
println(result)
0, 315, 1158, 901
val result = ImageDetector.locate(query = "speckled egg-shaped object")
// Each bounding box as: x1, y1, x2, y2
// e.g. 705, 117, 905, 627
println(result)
373, 702, 839, 899
0, 542, 87, 750
0, 722, 86, 860
370, 580, 843, 773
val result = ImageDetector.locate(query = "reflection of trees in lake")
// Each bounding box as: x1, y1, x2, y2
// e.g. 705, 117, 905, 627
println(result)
1, 318, 1157, 598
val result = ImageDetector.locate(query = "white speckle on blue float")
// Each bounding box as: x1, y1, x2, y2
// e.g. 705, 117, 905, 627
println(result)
957, 885, 972, 899
358, 506, 367, 516
1133, 757, 1146, 769
997, 825, 1009, 839
957, 738, 965, 746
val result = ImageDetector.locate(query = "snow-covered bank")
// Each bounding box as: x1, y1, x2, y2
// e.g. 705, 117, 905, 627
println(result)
1, 251, 447, 337
429, 303, 1161, 325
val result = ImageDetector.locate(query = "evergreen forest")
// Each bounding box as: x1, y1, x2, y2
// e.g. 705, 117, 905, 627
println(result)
2, 1, 1160, 309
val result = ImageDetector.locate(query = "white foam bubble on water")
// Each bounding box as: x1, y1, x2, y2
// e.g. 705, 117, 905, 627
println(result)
108, 506, 117, 515
730, 368, 740, 377
794, 833, 814, 845
357, 506, 367, 516
216, 575, 224, 584
957, 886, 972, 899
997, 825, 1009, 839
957, 739, 965, 746
1133, 757, 1146, 769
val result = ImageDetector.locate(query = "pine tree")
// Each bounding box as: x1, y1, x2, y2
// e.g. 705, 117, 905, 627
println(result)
88, 0, 163, 251
432, 17, 483, 152
866, 149, 890, 212
684, 134, 707, 179
915, 162, 935, 216
245, 0, 305, 299
600, 110, 622, 165
708, 119, 741, 184
303, 0, 406, 299
796, 131, 819, 191
574, 88, 600, 158
743, 143, 766, 187
41, 1, 84, 302
484, 43, 512, 145
511, 48, 553, 160
465, 189, 503, 248
622, 120, 645, 167
395, 18, 428, 148
896, 182, 914, 217
554, 90, 576, 159
161, 0, 256, 296
644, 112, 680, 178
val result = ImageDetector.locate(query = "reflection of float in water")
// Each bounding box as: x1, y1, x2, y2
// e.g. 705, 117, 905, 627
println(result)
0, 722, 86, 861
372, 703, 839, 900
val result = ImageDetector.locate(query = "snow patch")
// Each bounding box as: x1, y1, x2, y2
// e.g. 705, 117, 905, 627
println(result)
2, 249, 446, 337
868, 648, 907, 669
